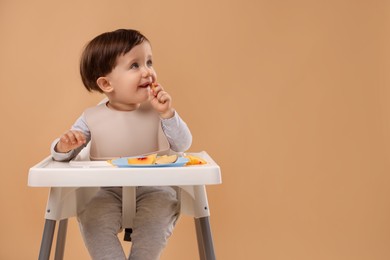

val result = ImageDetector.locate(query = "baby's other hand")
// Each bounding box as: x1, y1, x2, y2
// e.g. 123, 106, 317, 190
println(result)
149, 83, 175, 119
55, 130, 86, 153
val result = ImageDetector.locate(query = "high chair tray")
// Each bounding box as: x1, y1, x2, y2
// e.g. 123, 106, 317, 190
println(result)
28, 151, 221, 187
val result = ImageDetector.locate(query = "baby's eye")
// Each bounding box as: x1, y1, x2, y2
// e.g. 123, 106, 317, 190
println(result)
147, 60, 153, 67
130, 63, 139, 69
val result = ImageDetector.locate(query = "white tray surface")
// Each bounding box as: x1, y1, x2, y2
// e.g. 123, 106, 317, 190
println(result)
28, 151, 221, 187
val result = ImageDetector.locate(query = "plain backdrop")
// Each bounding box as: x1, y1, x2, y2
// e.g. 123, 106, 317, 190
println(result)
1, 0, 390, 259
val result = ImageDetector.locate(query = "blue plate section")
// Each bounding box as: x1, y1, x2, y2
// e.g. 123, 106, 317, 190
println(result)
111, 157, 189, 168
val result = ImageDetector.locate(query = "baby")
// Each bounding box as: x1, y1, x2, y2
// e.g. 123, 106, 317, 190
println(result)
51, 29, 192, 260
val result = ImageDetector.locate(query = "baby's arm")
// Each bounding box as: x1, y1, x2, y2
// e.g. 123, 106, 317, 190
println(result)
150, 83, 192, 152
150, 82, 192, 152
161, 111, 192, 152
51, 114, 91, 161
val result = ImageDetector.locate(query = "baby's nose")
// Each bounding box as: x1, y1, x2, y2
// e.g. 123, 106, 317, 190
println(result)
142, 67, 153, 77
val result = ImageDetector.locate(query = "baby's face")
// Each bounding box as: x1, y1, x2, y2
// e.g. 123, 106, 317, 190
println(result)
105, 41, 157, 111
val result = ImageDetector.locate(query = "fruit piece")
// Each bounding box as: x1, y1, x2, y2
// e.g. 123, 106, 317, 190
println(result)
151, 82, 158, 90
127, 154, 157, 165
155, 155, 178, 164
185, 155, 207, 165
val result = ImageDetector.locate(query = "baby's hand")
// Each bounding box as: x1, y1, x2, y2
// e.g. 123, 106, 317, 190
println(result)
149, 83, 175, 118
55, 130, 86, 153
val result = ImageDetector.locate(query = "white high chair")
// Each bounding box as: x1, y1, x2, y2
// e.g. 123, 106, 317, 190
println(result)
28, 143, 221, 260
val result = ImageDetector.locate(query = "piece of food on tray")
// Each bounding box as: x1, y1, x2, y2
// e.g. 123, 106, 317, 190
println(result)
185, 155, 207, 165
127, 154, 157, 165
155, 155, 178, 164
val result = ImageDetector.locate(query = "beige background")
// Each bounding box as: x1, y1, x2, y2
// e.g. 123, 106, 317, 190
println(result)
1, 0, 390, 259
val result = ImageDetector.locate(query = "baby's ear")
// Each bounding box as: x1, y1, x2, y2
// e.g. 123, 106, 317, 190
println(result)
96, 77, 113, 93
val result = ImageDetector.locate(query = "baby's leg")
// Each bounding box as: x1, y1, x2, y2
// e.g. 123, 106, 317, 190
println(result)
128, 186, 180, 260
78, 187, 126, 260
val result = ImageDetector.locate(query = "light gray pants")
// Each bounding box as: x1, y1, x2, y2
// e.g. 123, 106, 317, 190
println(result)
78, 186, 180, 260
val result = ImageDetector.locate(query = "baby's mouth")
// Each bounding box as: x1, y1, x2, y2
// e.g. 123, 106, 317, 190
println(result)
139, 82, 152, 88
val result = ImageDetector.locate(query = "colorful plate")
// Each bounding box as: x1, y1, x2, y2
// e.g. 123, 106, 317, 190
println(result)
111, 156, 189, 168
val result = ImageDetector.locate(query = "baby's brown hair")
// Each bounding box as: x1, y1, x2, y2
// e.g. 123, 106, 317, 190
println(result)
80, 29, 149, 93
